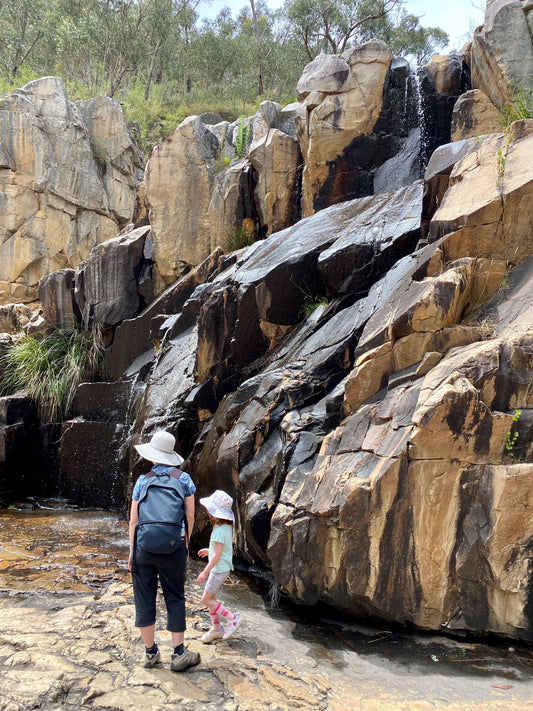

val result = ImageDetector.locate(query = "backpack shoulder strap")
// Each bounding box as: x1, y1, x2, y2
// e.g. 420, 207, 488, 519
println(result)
144, 468, 183, 480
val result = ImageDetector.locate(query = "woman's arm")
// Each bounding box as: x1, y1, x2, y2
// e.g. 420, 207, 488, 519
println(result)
185, 494, 195, 542
128, 499, 139, 571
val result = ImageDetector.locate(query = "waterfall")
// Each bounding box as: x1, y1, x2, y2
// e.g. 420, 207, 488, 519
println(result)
412, 67, 431, 172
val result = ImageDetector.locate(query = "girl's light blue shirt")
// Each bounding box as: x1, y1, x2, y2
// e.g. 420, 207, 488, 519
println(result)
209, 523, 234, 572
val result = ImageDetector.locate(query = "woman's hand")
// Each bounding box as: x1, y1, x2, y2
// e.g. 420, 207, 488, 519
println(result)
197, 569, 208, 585
128, 552, 133, 571
198, 548, 209, 558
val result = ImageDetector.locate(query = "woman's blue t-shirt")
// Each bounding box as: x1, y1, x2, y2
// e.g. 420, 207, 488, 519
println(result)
132, 464, 196, 501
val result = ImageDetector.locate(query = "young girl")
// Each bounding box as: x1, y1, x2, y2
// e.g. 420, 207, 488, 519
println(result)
197, 490, 242, 642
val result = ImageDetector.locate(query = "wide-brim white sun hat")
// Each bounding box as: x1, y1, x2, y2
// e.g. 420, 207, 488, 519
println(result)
134, 431, 184, 467
200, 490, 235, 522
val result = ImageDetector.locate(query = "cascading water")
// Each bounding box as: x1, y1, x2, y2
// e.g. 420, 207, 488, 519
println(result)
412, 67, 431, 173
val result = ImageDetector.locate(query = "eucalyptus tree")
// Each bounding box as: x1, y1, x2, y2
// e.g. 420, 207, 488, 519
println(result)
142, 0, 200, 99
0, 0, 48, 81
283, 0, 406, 59
386, 13, 449, 64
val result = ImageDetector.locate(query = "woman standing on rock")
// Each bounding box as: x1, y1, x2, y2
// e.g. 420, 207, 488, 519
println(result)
128, 430, 200, 672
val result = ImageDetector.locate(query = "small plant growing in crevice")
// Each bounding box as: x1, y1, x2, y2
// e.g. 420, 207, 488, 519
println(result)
225, 225, 255, 252
496, 128, 514, 192
0, 326, 104, 422
499, 87, 533, 127
234, 116, 251, 158
301, 295, 329, 317
504, 409, 521, 460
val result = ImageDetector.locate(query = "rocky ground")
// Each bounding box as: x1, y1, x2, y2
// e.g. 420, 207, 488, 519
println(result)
0, 509, 532, 710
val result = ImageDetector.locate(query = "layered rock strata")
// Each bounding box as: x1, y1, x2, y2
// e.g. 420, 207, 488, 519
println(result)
471, 0, 533, 108
0, 77, 143, 303
108, 122, 533, 640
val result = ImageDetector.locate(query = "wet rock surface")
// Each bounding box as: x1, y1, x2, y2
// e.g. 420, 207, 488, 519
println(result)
0, 509, 532, 711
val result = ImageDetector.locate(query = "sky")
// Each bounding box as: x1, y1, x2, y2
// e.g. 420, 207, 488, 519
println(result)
197, 0, 486, 53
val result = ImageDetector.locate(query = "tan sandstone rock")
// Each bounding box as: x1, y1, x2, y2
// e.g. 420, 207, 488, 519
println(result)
429, 121, 533, 265
296, 40, 392, 217
471, 0, 533, 108
249, 129, 301, 236
145, 116, 219, 287
0, 77, 142, 304
451, 89, 503, 141
265, 112, 533, 637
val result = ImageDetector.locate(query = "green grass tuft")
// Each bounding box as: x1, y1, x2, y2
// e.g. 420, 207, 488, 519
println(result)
0, 327, 104, 422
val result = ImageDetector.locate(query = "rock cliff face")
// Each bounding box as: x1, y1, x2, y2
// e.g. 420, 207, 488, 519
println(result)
2, 10, 533, 640
0, 77, 143, 303
56, 119, 531, 640
471, 0, 533, 108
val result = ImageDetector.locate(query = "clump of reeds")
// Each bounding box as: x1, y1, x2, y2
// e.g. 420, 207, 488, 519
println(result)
0, 326, 104, 422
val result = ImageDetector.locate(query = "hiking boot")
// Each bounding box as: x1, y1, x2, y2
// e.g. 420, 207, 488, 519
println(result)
200, 626, 224, 644
170, 647, 201, 672
142, 647, 160, 668
222, 614, 242, 640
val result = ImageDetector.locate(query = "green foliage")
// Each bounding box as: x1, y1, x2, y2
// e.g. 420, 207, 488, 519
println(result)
0, 0, 449, 154
120, 79, 189, 155
497, 148, 506, 178
500, 88, 533, 127
504, 409, 521, 460
226, 226, 256, 252
0, 327, 104, 422
235, 116, 252, 158
496, 128, 514, 189
386, 13, 449, 64
301, 295, 329, 316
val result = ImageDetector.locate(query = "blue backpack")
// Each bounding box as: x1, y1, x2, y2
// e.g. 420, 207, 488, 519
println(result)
136, 469, 187, 554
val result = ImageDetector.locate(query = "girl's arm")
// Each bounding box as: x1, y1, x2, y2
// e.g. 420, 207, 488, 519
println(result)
197, 541, 222, 584
128, 499, 139, 571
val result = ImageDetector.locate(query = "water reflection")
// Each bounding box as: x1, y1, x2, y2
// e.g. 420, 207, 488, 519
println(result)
0, 509, 129, 596
0, 509, 532, 710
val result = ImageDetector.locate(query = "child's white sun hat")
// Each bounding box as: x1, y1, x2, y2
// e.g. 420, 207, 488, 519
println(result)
200, 490, 235, 522
134, 431, 184, 467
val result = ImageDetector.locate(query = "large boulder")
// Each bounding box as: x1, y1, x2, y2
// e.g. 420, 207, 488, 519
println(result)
249, 129, 301, 236
428, 120, 533, 265
451, 89, 503, 141
0, 77, 143, 304
296, 41, 393, 216
0, 303, 32, 334
39, 269, 79, 329
77, 225, 150, 327
471, 0, 533, 108
208, 160, 254, 248
144, 116, 220, 287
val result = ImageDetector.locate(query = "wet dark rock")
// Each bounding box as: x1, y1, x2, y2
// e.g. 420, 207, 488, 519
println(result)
78, 225, 150, 327
317, 181, 423, 295
0, 397, 40, 501
417, 55, 468, 169
105, 247, 224, 381
59, 420, 127, 508
0, 395, 37, 427
72, 382, 134, 423
374, 128, 421, 194
39, 269, 81, 329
